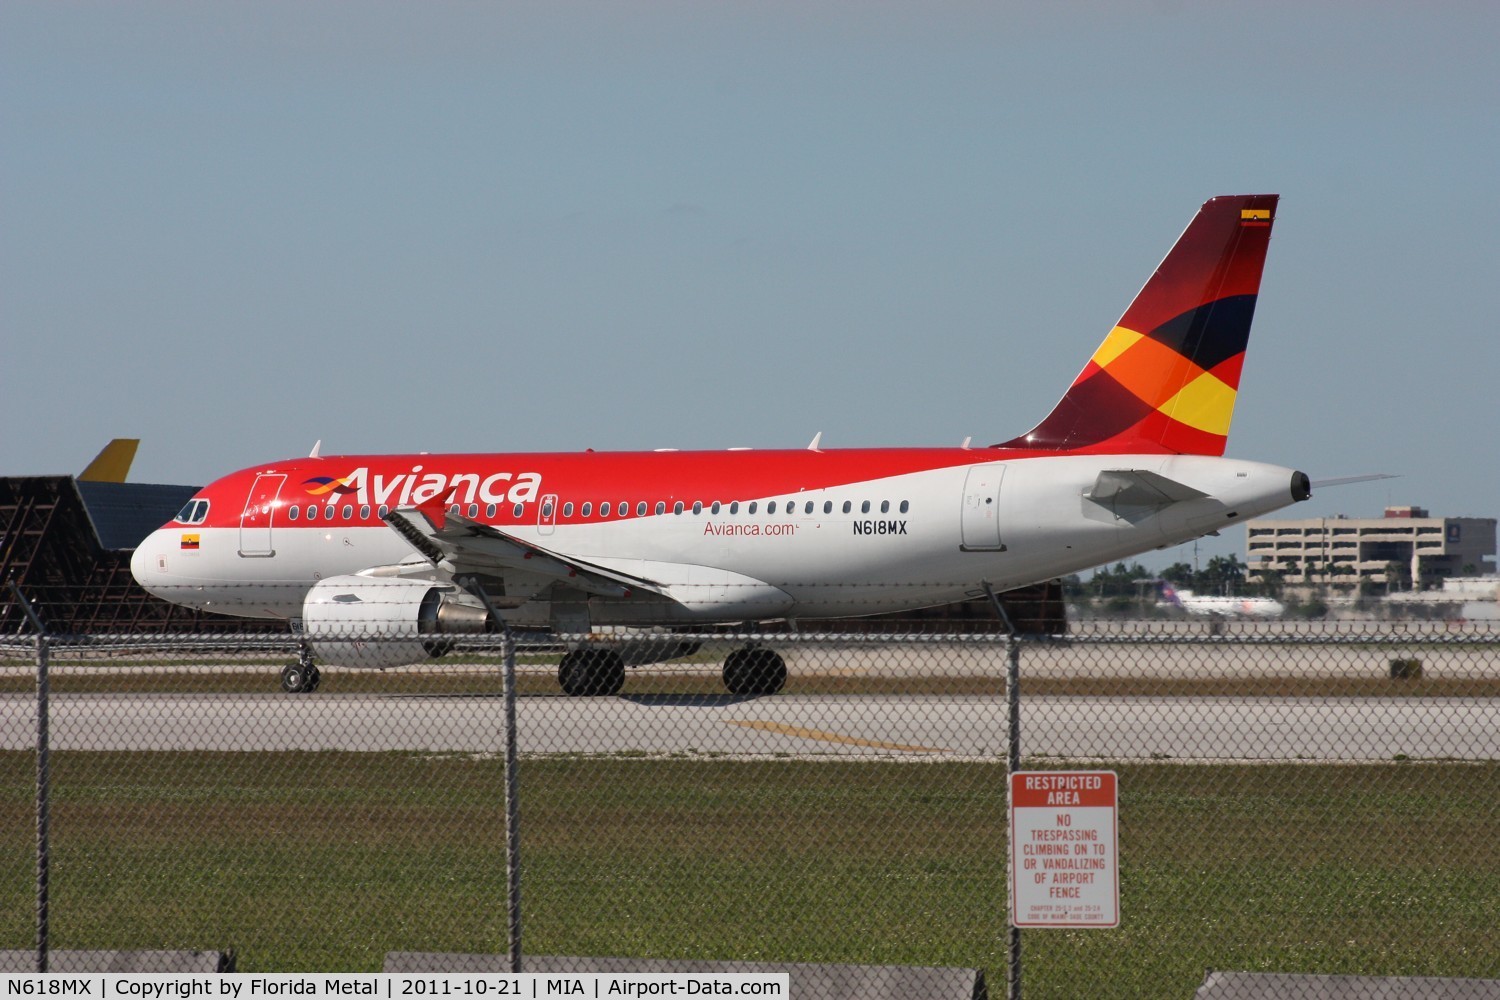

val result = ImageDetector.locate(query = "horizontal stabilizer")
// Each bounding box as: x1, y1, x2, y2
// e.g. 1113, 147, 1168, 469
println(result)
1088, 469, 1209, 509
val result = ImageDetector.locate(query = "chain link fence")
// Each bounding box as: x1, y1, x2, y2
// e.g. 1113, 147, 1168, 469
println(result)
3, 610, 1498, 997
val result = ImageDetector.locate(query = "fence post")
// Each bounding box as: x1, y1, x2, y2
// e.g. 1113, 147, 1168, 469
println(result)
9, 582, 50, 974
475, 591, 522, 973
982, 582, 1022, 1000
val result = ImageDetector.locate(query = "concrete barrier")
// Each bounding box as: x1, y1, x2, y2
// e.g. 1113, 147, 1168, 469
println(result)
384, 952, 986, 999
1195, 970, 1500, 999
0, 950, 233, 972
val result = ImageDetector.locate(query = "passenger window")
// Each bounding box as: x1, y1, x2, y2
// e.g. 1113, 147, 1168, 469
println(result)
805, 501, 814, 514
711, 501, 721, 515
729, 502, 738, 514
582, 502, 592, 517
542, 502, 554, 518
639, 502, 649, 516
449, 504, 460, 516
486, 503, 496, 518
361, 505, 371, 519
468, 503, 478, 518
900, 500, 910, 513
378, 505, 389, 518
767, 501, 777, 515
340, 505, 352, 520
881, 500, 890, 514
693, 501, 703, 514
861, 500, 870, 514
748, 501, 758, 515
842, 500, 851, 514
674, 502, 685, 515
655, 502, 665, 515
308, 506, 318, 522
600, 502, 611, 517
513, 503, 524, 518
288, 506, 299, 521
563, 502, 574, 517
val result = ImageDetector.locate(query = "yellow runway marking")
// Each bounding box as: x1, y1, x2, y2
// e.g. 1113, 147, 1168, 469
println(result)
725, 720, 951, 754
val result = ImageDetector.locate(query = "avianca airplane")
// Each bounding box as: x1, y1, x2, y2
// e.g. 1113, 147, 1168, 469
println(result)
132, 194, 1310, 696
1158, 582, 1286, 619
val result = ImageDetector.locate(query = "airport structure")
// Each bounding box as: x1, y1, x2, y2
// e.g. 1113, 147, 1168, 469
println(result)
1244, 506, 1497, 591
0, 441, 276, 634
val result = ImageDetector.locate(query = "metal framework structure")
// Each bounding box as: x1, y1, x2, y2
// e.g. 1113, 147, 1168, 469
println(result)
0, 475, 275, 635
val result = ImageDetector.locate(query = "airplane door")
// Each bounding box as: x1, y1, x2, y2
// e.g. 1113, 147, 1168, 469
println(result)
960, 466, 1006, 552
538, 493, 558, 536
239, 473, 286, 557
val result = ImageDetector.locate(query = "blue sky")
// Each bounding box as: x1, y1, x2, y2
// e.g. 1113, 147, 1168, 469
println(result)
3, 2, 1496, 570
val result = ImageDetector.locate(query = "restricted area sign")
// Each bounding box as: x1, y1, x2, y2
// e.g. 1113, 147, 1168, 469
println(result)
1009, 770, 1119, 928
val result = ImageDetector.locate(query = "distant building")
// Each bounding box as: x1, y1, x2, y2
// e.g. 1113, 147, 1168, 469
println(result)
1244, 506, 1497, 591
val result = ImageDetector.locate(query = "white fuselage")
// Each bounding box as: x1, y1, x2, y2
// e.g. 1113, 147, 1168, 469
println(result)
132, 451, 1306, 628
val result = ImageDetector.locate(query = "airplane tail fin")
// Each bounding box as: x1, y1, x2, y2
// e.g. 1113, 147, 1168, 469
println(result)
996, 194, 1279, 456
79, 438, 140, 483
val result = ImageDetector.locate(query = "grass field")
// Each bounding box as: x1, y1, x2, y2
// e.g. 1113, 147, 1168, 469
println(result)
2, 752, 1497, 995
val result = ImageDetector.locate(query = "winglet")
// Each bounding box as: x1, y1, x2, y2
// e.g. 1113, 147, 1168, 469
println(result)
808, 432, 823, 452
413, 490, 457, 531
309, 439, 322, 459
79, 439, 139, 482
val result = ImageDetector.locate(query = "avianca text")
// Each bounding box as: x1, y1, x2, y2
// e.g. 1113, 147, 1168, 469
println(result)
321, 467, 543, 507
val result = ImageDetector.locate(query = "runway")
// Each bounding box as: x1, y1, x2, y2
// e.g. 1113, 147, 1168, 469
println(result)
2, 691, 1495, 761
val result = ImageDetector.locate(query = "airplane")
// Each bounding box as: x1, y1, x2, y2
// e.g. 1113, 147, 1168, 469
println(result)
1157, 582, 1285, 618
132, 193, 1311, 696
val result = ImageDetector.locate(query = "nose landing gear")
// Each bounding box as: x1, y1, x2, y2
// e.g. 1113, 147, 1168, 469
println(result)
280, 647, 321, 693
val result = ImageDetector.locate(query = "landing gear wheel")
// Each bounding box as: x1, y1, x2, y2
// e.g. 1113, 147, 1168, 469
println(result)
280, 662, 316, 694
722, 647, 787, 696
303, 664, 322, 693
558, 648, 626, 697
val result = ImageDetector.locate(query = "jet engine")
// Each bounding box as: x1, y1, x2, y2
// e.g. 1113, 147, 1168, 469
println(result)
302, 575, 491, 669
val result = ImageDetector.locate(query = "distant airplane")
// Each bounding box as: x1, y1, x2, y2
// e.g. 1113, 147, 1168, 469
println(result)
1158, 582, 1285, 618
132, 194, 1310, 695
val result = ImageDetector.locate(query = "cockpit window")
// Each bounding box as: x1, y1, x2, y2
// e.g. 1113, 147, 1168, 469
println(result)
174, 499, 210, 524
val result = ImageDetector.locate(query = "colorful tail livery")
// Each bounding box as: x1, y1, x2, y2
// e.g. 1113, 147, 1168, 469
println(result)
999, 194, 1277, 456
133, 194, 1310, 696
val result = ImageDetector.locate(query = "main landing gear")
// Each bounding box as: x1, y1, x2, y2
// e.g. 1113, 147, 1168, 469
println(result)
722, 646, 788, 697
558, 647, 627, 697
554, 644, 787, 697
281, 647, 321, 694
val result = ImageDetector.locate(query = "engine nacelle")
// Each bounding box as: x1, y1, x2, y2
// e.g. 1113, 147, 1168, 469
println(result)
302, 575, 490, 669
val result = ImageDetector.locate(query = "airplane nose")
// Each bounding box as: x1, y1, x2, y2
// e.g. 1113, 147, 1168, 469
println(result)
130, 533, 165, 595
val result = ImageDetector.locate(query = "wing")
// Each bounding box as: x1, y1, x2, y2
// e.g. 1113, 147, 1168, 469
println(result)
379, 499, 795, 620
381, 500, 665, 601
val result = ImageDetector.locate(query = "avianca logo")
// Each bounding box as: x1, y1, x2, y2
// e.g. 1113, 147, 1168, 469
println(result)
303, 476, 358, 496
307, 466, 544, 507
